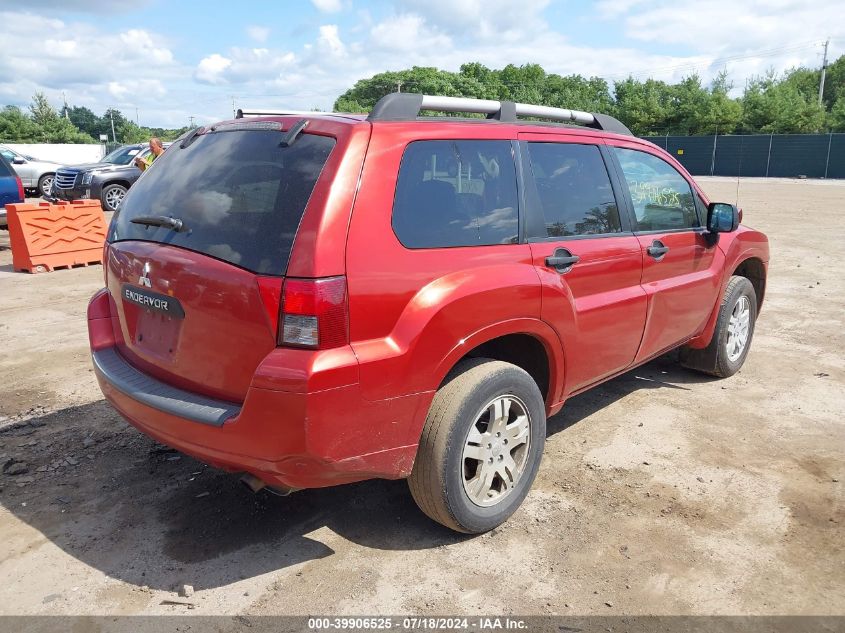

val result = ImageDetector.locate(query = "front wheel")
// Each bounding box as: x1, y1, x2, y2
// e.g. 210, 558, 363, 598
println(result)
408, 359, 546, 534
38, 173, 54, 197
680, 275, 758, 378
101, 183, 128, 212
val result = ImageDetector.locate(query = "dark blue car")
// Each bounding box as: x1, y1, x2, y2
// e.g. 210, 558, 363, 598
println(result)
0, 151, 25, 229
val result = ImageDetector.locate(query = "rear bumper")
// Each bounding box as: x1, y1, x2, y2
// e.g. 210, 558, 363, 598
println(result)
88, 288, 425, 490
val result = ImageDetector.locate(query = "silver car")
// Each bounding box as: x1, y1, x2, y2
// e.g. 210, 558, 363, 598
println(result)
0, 145, 61, 197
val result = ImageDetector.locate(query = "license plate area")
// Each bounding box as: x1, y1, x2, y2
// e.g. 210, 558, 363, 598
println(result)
121, 284, 184, 358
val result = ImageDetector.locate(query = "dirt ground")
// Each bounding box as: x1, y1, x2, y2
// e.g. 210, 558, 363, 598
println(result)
0, 178, 843, 617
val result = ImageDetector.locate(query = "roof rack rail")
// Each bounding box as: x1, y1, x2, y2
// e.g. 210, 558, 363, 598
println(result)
366, 93, 632, 136
235, 108, 334, 118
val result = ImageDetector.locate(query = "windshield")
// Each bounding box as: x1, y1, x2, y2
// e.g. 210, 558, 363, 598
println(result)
110, 129, 335, 275
102, 146, 143, 165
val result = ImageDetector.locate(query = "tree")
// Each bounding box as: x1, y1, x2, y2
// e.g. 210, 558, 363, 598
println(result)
29, 92, 57, 127
741, 71, 826, 133
828, 97, 845, 132
0, 106, 40, 142
613, 77, 674, 135
64, 106, 103, 138
35, 94, 93, 142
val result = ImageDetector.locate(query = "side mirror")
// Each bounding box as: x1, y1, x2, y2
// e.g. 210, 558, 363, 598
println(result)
707, 202, 739, 233
12, 157, 26, 165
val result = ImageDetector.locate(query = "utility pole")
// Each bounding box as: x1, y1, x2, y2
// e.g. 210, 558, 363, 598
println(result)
109, 109, 116, 143
819, 38, 830, 107
188, 115, 195, 128
135, 107, 139, 125
231, 95, 237, 118
62, 91, 69, 119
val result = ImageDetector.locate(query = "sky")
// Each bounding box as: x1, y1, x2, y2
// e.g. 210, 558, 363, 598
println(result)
0, 0, 843, 128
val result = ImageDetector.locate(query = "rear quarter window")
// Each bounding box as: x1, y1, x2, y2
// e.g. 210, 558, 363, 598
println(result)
392, 140, 519, 248
110, 128, 335, 275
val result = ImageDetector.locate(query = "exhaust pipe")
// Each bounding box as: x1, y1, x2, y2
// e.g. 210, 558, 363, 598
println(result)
239, 473, 297, 497
240, 473, 266, 493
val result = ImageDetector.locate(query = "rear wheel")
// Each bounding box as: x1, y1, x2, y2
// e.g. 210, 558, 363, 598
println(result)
680, 275, 757, 378
408, 359, 546, 534
102, 183, 128, 211
38, 173, 54, 197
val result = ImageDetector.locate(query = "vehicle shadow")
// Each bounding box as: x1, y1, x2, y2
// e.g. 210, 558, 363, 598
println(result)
0, 354, 714, 591
546, 351, 717, 436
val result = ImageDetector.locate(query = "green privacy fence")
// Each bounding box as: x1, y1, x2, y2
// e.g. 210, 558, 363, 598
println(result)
641, 134, 845, 179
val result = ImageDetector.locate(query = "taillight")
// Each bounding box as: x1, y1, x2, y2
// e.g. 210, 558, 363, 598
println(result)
280, 276, 348, 349
15, 176, 24, 202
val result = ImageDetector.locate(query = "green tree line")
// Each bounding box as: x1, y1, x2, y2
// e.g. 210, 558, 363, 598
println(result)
335, 56, 845, 136
0, 92, 189, 144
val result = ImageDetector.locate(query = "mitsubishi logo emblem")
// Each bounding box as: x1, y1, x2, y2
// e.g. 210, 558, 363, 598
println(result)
138, 262, 152, 288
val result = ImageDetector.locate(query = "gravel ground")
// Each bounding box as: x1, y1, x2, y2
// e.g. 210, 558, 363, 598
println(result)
0, 178, 842, 616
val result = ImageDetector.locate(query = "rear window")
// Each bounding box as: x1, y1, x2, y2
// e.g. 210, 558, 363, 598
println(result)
110, 128, 335, 275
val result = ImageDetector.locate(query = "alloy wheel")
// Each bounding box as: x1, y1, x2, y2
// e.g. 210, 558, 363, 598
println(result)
105, 188, 126, 211
726, 295, 751, 362
461, 395, 531, 507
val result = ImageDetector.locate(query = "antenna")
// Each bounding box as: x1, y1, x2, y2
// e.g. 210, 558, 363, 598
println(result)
735, 135, 744, 207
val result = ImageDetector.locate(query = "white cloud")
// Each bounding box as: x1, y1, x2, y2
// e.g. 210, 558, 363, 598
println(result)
311, 0, 343, 12
120, 29, 173, 64
0, 11, 182, 123
107, 82, 129, 100
195, 54, 233, 84
317, 24, 346, 57
370, 14, 451, 52
246, 25, 270, 43
396, 0, 549, 40
607, 0, 841, 53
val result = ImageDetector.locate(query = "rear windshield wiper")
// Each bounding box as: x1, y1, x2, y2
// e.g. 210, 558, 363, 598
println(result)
130, 215, 187, 232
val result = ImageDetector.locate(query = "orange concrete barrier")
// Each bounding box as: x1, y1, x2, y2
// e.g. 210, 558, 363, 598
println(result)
6, 200, 108, 273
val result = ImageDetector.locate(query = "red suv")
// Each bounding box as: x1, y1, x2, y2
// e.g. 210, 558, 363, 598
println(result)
88, 94, 769, 533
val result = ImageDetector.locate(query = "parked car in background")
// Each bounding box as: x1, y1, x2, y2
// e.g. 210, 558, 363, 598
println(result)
0, 152, 26, 229
0, 145, 61, 197
50, 142, 171, 212
88, 94, 769, 533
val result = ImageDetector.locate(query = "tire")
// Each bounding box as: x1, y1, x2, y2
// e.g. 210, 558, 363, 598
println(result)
101, 184, 128, 212
408, 358, 546, 534
37, 173, 54, 197
680, 276, 757, 378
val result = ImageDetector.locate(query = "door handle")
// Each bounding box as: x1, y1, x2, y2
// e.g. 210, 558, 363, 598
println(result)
647, 240, 669, 260
546, 248, 580, 273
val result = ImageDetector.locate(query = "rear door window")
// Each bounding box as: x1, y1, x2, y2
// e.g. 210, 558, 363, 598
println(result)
392, 140, 519, 248
110, 127, 335, 275
524, 142, 622, 238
